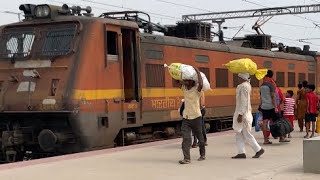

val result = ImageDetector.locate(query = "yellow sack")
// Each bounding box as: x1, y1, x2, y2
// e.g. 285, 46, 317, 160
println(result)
164, 63, 196, 81
316, 116, 320, 134
164, 63, 182, 80
224, 58, 268, 80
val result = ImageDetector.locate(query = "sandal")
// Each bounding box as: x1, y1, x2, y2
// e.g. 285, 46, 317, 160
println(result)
252, 148, 265, 158
179, 159, 191, 164
232, 153, 246, 159
263, 141, 272, 144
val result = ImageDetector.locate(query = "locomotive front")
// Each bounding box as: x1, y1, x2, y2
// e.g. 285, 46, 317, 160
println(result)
0, 4, 88, 162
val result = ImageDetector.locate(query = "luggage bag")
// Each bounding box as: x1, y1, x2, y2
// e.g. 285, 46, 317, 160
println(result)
269, 118, 293, 137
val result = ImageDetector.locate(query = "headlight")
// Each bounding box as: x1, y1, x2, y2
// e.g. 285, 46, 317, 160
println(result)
35, 5, 50, 18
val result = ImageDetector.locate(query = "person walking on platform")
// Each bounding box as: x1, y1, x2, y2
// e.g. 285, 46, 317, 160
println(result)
304, 84, 318, 138
259, 70, 289, 144
296, 81, 308, 132
283, 90, 296, 138
177, 68, 206, 164
295, 83, 302, 122
232, 73, 264, 159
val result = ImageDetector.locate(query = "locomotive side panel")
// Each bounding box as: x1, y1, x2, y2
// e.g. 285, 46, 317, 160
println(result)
139, 36, 313, 127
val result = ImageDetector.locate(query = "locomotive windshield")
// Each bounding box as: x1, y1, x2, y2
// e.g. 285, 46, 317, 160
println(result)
0, 23, 78, 60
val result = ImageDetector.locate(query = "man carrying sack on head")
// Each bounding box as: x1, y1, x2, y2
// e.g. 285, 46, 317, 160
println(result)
232, 73, 265, 159
177, 68, 206, 164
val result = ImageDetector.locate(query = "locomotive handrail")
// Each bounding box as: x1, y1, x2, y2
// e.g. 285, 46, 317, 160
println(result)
99, 11, 167, 34
99, 11, 151, 22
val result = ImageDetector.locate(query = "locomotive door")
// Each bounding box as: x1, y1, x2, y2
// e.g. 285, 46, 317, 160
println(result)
121, 28, 141, 126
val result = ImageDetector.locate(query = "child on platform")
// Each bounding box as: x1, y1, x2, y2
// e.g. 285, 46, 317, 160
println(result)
305, 84, 318, 138
283, 90, 295, 138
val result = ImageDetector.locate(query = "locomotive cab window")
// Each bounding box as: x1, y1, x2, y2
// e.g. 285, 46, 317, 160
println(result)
42, 27, 76, 57
105, 31, 118, 55
0, 24, 78, 60
0, 28, 35, 59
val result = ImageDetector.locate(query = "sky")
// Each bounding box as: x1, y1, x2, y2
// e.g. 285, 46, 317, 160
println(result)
2, 0, 320, 51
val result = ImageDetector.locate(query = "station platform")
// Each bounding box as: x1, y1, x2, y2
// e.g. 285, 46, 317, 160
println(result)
0, 122, 320, 180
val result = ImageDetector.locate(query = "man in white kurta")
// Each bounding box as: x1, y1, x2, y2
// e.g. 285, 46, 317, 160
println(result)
232, 73, 265, 159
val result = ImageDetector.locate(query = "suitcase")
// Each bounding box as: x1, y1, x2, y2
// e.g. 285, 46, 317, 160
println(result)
269, 118, 293, 137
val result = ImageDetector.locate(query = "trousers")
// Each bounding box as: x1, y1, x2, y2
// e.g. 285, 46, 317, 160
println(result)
181, 117, 205, 160
193, 116, 207, 144
236, 128, 261, 154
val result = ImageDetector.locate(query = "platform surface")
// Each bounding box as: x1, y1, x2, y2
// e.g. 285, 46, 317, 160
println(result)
0, 122, 320, 180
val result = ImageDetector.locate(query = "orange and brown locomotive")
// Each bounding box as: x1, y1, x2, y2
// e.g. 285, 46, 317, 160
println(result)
0, 4, 318, 162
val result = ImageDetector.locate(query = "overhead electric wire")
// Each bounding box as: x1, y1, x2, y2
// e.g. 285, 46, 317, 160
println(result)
48, 0, 177, 21
299, 38, 320, 40
266, 21, 316, 28
311, 0, 320, 3
153, 0, 212, 12
241, 0, 267, 7
80, 0, 180, 20
49, 0, 114, 12
241, 0, 320, 24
